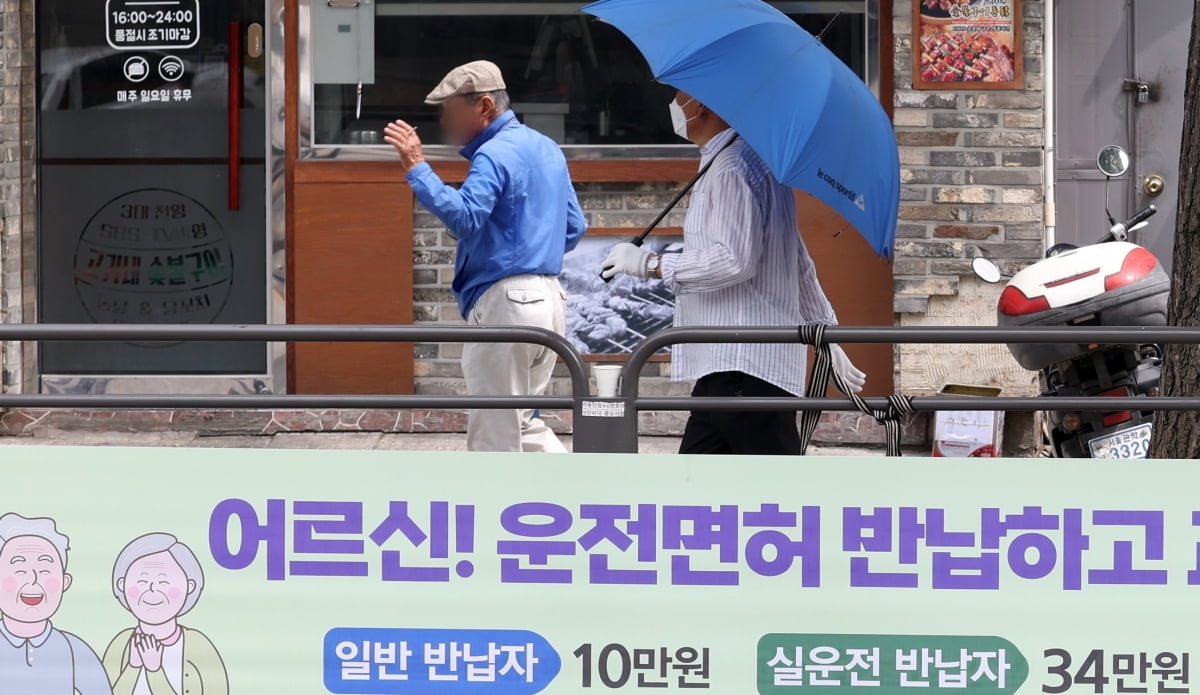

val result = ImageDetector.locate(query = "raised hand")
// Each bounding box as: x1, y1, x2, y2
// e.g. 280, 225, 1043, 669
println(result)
128, 633, 144, 668
134, 633, 165, 672
383, 120, 425, 173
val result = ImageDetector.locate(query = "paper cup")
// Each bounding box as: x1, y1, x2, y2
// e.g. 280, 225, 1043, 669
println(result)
593, 364, 622, 398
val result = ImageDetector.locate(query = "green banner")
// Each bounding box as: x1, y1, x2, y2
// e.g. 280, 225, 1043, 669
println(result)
1, 447, 1198, 694
757, 634, 1029, 694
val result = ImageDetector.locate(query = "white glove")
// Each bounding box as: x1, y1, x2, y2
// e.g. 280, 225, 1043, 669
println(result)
830, 344, 867, 394
600, 242, 651, 279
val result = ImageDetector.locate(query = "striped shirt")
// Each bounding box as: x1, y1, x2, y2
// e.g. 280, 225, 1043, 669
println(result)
660, 128, 838, 397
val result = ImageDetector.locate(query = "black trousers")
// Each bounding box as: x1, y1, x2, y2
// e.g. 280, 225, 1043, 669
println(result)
678, 371, 803, 455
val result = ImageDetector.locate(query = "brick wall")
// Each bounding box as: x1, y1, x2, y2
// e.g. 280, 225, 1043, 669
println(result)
891, 0, 1043, 404
0, 0, 35, 395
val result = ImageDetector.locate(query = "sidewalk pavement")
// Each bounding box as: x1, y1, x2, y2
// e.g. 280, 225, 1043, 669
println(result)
0, 429, 911, 455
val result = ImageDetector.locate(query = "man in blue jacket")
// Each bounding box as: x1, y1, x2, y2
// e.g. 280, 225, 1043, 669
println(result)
385, 61, 586, 452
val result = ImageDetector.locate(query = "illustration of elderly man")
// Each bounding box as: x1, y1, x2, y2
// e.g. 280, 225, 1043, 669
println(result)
103, 533, 227, 695
0, 512, 113, 694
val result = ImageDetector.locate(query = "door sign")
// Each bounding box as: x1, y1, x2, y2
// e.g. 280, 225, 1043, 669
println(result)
106, 0, 200, 51
158, 55, 185, 81
122, 55, 149, 82
74, 188, 234, 327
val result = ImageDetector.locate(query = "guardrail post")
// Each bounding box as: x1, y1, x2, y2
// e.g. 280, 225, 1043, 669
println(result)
572, 397, 639, 453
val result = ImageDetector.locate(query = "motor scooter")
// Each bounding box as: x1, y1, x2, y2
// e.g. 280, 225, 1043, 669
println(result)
972, 145, 1167, 458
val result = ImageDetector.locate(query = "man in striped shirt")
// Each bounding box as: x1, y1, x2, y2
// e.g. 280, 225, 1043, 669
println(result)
601, 91, 866, 455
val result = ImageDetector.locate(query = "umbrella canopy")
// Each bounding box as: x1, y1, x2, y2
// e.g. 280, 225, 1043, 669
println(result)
584, 0, 900, 259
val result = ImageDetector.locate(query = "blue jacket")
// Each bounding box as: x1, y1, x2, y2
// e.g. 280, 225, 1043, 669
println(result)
407, 111, 587, 318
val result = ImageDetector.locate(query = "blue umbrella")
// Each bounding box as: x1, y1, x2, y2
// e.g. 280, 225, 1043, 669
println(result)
583, 0, 900, 259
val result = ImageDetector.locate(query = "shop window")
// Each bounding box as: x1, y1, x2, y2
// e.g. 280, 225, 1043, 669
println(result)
308, 1, 872, 152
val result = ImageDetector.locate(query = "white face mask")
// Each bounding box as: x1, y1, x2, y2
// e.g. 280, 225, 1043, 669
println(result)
669, 97, 698, 141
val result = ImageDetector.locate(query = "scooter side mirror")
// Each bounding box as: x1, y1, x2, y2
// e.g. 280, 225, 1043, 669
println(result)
1097, 145, 1130, 178
972, 257, 1003, 284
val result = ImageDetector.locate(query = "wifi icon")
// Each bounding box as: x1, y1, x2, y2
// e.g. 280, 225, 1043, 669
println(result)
158, 56, 185, 82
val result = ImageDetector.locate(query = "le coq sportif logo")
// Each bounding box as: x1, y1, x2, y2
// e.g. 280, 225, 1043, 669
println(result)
817, 168, 866, 211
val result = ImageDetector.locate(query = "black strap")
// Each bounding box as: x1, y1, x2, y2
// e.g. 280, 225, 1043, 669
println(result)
631, 134, 740, 247
797, 324, 915, 457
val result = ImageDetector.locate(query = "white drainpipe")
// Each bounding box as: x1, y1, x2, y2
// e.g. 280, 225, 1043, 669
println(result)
1043, 0, 1057, 249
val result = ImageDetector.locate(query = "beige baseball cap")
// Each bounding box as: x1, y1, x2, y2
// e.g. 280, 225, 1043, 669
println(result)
424, 60, 507, 105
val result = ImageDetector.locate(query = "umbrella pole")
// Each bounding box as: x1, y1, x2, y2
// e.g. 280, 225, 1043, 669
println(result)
633, 135, 740, 245
631, 177, 698, 247
815, 10, 844, 42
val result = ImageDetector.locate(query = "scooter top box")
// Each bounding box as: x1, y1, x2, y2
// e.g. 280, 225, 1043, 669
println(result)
996, 242, 1168, 371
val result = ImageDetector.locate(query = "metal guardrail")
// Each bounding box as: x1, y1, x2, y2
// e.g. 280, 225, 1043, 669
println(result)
0, 394, 579, 409
620, 326, 1200, 413
0, 324, 588, 409
581, 324, 1200, 454
3, 323, 1200, 454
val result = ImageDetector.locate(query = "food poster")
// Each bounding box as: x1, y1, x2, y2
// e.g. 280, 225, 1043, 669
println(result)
915, 0, 1022, 89
559, 235, 678, 356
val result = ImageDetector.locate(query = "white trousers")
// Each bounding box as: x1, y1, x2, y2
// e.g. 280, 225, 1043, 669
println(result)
462, 274, 567, 453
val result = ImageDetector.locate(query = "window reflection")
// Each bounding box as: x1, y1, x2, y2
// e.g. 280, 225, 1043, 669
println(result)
312, 2, 866, 147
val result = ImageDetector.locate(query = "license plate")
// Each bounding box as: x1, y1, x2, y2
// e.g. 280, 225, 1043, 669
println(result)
1089, 424, 1152, 459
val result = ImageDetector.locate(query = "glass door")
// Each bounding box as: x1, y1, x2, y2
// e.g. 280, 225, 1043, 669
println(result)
37, 1, 267, 377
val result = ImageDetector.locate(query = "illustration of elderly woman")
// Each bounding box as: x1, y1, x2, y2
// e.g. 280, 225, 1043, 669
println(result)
102, 534, 228, 695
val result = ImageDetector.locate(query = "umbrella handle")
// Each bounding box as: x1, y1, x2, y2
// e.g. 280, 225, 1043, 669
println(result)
599, 237, 644, 283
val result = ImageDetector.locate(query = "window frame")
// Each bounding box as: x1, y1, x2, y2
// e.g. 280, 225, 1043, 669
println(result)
297, 0, 880, 161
